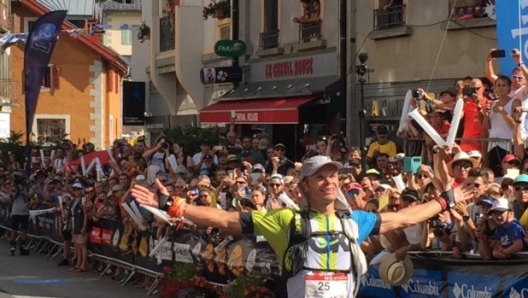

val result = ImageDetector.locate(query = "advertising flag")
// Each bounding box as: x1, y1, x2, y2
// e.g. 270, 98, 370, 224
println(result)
496, 1, 524, 75
23, 10, 67, 170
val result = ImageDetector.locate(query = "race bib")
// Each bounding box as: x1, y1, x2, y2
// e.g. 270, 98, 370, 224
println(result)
305, 271, 349, 298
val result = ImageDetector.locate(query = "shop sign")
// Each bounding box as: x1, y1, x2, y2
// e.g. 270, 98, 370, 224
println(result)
214, 40, 247, 57
200, 66, 243, 85
250, 51, 338, 81
234, 111, 259, 122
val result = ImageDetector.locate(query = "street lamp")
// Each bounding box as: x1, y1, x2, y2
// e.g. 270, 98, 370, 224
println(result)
356, 53, 369, 157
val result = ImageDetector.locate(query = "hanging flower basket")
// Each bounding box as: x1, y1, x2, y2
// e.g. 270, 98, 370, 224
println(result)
137, 22, 150, 43
203, 0, 231, 20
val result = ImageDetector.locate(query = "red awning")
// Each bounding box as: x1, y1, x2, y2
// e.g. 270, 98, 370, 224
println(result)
200, 96, 318, 124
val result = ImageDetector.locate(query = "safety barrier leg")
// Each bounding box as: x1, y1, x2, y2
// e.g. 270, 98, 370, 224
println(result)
121, 270, 135, 287
52, 246, 63, 259
99, 263, 112, 279
146, 278, 159, 297
36, 240, 49, 254
46, 244, 58, 257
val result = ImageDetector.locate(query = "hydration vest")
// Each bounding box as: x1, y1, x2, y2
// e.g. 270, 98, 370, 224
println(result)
282, 210, 368, 296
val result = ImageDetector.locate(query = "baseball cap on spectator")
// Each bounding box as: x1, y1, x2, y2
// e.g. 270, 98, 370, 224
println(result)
108, 184, 123, 196
401, 188, 420, 202
488, 197, 512, 214
348, 158, 361, 166
200, 169, 210, 176
476, 196, 494, 206
468, 150, 482, 159
298, 155, 342, 181
344, 182, 362, 193
502, 154, 520, 165
203, 154, 214, 161
395, 153, 405, 159
252, 164, 265, 173
501, 173, 518, 184
72, 182, 83, 189
227, 154, 240, 162
269, 173, 284, 184
513, 174, 528, 186
274, 143, 286, 150
136, 174, 147, 181
366, 169, 381, 177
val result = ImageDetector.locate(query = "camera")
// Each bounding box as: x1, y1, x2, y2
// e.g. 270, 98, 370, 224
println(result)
432, 220, 453, 238
412, 89, 422, 99
463, 87, 477, 96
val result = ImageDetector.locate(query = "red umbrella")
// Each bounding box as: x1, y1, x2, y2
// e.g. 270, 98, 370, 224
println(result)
67, 150, 112, 167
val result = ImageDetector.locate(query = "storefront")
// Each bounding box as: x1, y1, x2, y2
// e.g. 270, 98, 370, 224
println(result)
199, 51, 340, 160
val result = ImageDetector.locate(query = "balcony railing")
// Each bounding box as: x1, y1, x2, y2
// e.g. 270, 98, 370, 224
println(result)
373, 5, 406, 30
450, 3, 494, 21
298, 22, 321, 42
259, 30, 279, 50
159, 16, 175, 52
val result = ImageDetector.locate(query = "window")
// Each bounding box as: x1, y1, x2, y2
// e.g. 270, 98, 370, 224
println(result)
36, 118, 66, 142
374, 0, 405, 30
121, 28, 132, 45
42, 65, 60, 90
220, 26, 230, 40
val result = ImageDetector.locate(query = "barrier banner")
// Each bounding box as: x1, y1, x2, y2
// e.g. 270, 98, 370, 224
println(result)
358, 252, 528, 298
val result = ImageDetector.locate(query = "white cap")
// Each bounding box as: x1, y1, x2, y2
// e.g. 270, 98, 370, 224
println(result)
395, 153, 405, 159
72, 183, 83, 189
489, 197, 511, 213
468, 150, 482, 158
298, 155, 343, 181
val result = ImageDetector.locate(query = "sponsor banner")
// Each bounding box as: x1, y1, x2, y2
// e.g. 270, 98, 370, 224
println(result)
505, 276, 528, 298
358, 265, 397, 298
447, 272, 500, 298
496, 1, 523, 75
400, 269, 443, 298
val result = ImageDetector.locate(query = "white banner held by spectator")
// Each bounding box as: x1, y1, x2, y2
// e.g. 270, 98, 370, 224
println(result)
445, 98, 464, 147
398, 90, 413, 133
106, 147, 116, 164
168, 155, 178, 173
409, 109, 447, 147
81, 156, 87, 176
29, 208, 56, 219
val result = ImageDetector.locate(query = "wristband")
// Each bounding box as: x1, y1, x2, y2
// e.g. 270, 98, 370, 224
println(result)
167, 196, 186, 218
435, 197, 447, 211
519, 62, 524, 66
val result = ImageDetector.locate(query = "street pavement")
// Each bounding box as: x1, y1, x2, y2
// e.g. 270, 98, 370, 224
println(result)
0, 239, 155, 298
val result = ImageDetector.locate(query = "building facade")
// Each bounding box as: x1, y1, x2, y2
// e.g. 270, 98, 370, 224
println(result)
8, 0, 128, 149
0, 0, 12, 139
350, 0, 497, 146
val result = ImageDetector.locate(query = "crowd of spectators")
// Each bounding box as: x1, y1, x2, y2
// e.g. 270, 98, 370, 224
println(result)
0, 47, 527, 295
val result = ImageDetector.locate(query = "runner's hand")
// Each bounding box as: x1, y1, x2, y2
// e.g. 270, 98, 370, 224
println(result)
131, 181, 161, 208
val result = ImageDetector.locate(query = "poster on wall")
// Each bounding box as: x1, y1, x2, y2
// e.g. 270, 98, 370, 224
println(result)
122, 81, 146, 126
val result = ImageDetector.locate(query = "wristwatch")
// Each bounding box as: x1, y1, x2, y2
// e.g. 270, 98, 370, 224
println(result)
462, 215, 470, 222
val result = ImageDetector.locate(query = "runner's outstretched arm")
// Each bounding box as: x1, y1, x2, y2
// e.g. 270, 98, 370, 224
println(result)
131, 181, 243, 235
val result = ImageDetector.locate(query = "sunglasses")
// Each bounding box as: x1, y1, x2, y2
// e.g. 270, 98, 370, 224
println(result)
472, 183, 480, 188
515, 186, 528, 192
377, 132, 387, 135
416, 174, 426, 179
269, 183, 281, 188
73, 188, 83, 191
453, 162, 472, 170
347, 190, 359, 197
275, 148, 284, 152
175, 185, 185, 189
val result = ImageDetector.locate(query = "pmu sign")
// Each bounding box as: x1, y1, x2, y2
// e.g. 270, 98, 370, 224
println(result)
214, 40, 247, 57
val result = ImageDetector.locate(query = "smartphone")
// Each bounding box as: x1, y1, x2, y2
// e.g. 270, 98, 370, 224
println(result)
228, 170, 235, 179
403, 156, 422, 173
306, 145, 316, 151
463, 87, 477, 96
213, 145, 223, 151
491, 49, 506, 58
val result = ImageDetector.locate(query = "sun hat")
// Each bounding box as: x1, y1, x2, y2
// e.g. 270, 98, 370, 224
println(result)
447, 152, 478, 176
378, 253, 414, 286
502, 154, 520, 164
269, 173, 284, 184
365, 168, 381, 177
